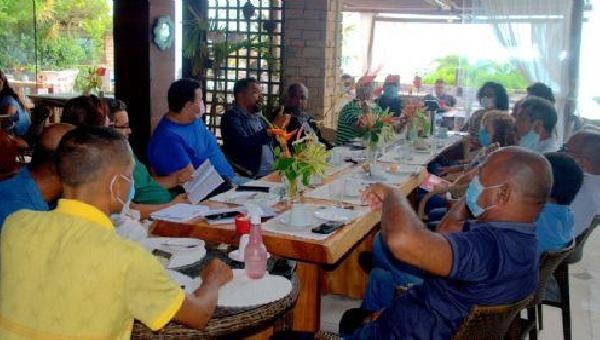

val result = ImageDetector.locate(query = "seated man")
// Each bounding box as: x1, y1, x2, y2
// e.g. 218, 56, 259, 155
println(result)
0, 123, 73, 227
563, 131, 600, 236
335, 76, 380, 146
516, 96, 559, 153
276, 83, 332, 149
347, 147, 551, 338
107, 99, 191, 205
434, 78, 457, 111
537, 152, 583, 253
148, 79, 238, 183
221, 77, 285, 177
0, 130, 19, 181
376, 75, 402, 117
0, 126, 233, 338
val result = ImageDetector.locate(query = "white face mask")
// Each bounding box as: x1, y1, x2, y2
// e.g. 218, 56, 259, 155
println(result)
110, 174, 134, 214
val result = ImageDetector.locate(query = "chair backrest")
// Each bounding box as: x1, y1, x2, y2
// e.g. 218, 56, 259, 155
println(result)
566, 215, 600, 264
452, 295, 533, 340
534, 246, 574, 303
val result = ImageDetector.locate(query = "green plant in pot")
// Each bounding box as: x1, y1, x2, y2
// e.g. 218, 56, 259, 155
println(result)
273, 133, 329, 199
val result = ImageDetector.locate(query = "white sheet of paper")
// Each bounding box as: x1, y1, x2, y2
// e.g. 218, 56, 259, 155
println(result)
150, 203, 210, 222
183, 160, 224, 204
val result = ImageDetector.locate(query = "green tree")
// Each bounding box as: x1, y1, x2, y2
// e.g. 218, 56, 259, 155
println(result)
423, 54, 528, 91
0, 0, 112, 72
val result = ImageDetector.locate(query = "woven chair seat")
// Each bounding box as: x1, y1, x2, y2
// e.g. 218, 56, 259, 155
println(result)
452, 295, 533, 340
132, 275, 299, 339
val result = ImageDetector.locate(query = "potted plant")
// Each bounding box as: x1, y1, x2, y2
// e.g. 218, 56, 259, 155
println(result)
273, 133, 329, 199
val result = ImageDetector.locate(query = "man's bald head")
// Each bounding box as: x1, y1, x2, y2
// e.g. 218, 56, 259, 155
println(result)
478, 147, 552, 223
567, 131, 600, 173
56, 126, 133, 187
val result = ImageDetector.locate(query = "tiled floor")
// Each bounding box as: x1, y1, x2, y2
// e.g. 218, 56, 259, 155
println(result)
321, 233, 600, 339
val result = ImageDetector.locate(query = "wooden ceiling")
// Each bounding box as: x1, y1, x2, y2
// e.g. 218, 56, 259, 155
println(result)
343, 0, 472, 14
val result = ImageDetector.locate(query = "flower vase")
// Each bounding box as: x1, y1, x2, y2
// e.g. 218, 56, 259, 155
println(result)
366, 140, 379, 164
406, 119, 418, 141
285, 176, 299, 200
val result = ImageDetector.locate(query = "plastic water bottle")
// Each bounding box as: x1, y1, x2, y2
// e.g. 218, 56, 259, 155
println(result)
244, 210, 268, 279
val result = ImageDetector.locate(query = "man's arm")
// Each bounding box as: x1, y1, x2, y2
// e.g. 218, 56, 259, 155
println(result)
436, 197, 468, 234
172, 259, 233, 329
380, 186, 453, 276
221, 112, 270, 149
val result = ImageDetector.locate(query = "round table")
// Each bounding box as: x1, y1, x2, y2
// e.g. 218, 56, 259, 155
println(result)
132, 260, 298, 339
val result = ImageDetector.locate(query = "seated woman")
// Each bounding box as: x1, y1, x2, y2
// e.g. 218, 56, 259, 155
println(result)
0, 69, 31, 136
439, 110, 515, 179
428, 82, 510, 174
421, 111, 516, 218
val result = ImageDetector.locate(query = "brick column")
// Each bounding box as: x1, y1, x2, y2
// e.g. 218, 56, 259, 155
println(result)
149, 0, 176, 131
283, 0, 343, 127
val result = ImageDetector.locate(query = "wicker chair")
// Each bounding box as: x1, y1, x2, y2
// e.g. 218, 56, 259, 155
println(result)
539, 215, 600, 340
452, 295, 533, 340
132, 276, 298, 339
519, 246, 574, 340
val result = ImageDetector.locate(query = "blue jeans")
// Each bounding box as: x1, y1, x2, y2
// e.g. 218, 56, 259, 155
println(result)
361, 233, 424, 311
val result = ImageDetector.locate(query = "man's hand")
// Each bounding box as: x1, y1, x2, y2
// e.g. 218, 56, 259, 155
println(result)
175, 164, 194, 184
171, 193, 189, 204
436, 197, 468, 234
272, 105, 291, 129
361, 183, 394, 210
199, 258, 233, 289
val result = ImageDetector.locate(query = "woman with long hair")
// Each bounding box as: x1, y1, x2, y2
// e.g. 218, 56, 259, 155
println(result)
0, 69, 31, 136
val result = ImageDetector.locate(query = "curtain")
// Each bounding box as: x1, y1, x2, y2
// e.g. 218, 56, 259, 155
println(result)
474, 0, 574, 141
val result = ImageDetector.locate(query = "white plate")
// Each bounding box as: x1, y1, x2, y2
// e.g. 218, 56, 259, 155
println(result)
413, 149, 431, 153
217, 269, 292, 308
278, 215, 313, 228
314, 207, 359, 222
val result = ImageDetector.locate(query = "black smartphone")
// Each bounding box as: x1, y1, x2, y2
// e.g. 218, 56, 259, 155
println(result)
235, 186, 270, 192
204, 210, 241, 221
312, 221, 344, 234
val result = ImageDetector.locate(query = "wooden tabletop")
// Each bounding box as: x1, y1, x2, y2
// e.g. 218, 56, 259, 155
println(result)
151, 166, 427, 265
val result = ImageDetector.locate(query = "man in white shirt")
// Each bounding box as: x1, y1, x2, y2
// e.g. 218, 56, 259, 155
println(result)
516, 96, 559, 153
563, 131, 600, 236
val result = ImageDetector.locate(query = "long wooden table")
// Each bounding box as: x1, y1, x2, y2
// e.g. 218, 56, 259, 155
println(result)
151, 165, 427, 332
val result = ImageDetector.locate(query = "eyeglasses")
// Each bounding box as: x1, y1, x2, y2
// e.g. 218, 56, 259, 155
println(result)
110, 124, 130, 130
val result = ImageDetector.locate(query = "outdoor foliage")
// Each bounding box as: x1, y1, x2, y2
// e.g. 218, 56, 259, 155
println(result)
0, 0, 112, 72
423, 55, 528, 90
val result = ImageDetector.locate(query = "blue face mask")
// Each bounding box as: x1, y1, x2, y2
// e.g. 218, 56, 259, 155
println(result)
479, 128, 491, 147
465, 175, 503, 217
127, 179, 136, 204
519, 129, 540, 151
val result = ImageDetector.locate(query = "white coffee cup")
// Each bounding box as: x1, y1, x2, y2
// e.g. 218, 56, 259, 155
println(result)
289, 203, 311, 227
329, 147, 345, 165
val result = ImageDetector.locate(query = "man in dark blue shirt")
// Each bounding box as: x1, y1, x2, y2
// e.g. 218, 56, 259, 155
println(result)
349, 147, 552, 339
221, 78, 289, 177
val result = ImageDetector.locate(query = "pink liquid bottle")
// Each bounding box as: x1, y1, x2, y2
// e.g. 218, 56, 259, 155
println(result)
244, 211, 268, 279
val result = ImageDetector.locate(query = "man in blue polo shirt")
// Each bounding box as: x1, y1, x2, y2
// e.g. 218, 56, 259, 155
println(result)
0, 124, 72, 228
147, 79, 243, 185
347, 147, 551, 339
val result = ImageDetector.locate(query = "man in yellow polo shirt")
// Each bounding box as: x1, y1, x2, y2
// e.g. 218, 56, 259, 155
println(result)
0, 126, 233, 339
